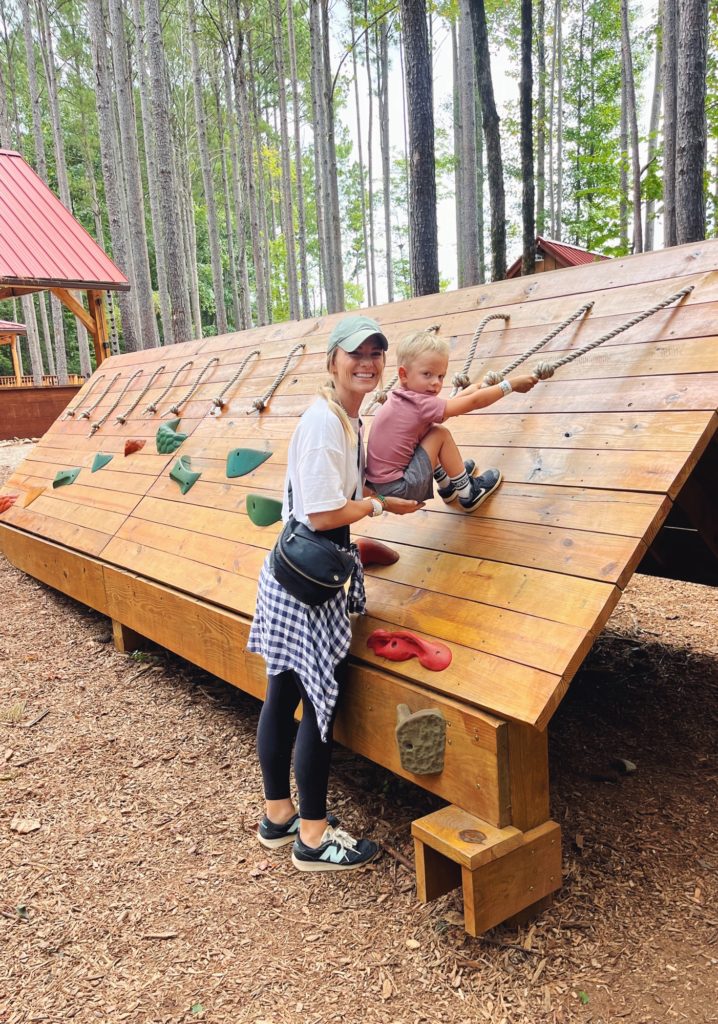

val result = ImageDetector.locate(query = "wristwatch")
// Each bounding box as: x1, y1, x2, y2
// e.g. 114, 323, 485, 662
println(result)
499, 379, 512, 396
368, 497, 383, 517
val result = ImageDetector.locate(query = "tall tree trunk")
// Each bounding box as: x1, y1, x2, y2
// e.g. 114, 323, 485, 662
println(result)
0, 45, 10, 145
574, 0, 585, 242
108, 0, 158, 347
619, 70, 629, 250
398, 31, 412, 270
378, 19, 394, 302
452, 20, 463, 287
223, 47, 251, 328
644, 0, 663, 252
350, 5, 372, 306
555, 0, 563, 240
309, 0, 332, 310
676, 0, 709, 243
271, 0, 300, 320
458, 0, 479, 286
188, 0, 227, 335
144, 0, 191, 342
548, 0, 557, 235
468, 0, 506, 279
620, 0, 643, 253
214, 80, 241, 330
364, 1, 376, 305
322, 0, 344, 309
400, 0, 439, 295
22, 295, 44, 385
286, 0, 311, 318
476, 87, 485, 281
536, 0, 546, 234
662, 0, 678, 246
87, 0, 141, 353
247, 26, 273, 321
520, 0, 535, 275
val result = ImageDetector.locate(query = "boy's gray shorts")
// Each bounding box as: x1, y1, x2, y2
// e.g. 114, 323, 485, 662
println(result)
367, 445, 434, 502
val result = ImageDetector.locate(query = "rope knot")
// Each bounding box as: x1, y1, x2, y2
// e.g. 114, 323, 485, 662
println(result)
483, 370, 503, 386
451, 372, 471, 390
533, 362, 555, 380
252, 397, 267, 411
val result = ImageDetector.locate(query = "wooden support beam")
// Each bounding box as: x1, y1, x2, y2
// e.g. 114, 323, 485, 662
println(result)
111, 619, 152, 654
10, 336, 22, 385
87, 290, 111, 365
50, 288, 96, 335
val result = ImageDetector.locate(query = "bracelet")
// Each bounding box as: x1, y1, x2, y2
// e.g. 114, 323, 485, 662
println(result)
499, 379, 512, 396
377, 494, 387, 509
368, 497, 383, 518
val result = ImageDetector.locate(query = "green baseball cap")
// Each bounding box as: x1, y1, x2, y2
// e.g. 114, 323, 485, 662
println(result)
327, 315, 389, 354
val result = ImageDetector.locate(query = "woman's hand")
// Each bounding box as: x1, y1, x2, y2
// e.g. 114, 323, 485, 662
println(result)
382, 496, 424, 515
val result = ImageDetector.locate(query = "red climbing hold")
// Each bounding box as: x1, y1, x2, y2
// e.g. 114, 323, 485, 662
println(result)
356, 537, 400, 567
124, 439, 146, 456
366, 629, 452, 671
0, 493, 19, 513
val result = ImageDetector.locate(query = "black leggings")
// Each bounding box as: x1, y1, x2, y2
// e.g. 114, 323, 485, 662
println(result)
256, 659, 348, 821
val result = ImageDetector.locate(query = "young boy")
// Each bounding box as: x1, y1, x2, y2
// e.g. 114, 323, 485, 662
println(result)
366, 329, 538, 512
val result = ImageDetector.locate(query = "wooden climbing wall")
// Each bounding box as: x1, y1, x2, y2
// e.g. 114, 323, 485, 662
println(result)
1, 240, 717, 930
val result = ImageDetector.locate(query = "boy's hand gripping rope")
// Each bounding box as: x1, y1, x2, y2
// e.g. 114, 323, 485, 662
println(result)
210, 349, 260, 413
248, 343, 305, 412
143, 361, 194, 415
115, 365, 166, 424
531, 286, 694, 380
165, 357, 220, 415
78, 372, 122, 420
483, 301, 594, 385
88, 370, 144, 435
450, 314, 510, 395
62, 373, 106, 419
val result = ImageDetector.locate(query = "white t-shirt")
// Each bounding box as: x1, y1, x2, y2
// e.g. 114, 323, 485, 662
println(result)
283, 399, 363, 528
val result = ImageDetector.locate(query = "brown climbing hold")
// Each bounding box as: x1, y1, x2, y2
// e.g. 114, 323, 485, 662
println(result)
124, 439, 146, 456
356, 537, 400, 567
0, 493, 19, 513
395, 704, 446, 775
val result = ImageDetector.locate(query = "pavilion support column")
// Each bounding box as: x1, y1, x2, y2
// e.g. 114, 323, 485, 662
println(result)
10, 336, 22, 385
87, 290, 111, 366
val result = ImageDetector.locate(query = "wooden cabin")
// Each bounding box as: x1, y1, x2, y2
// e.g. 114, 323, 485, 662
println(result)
506, 236, 611, 278
1, 240, 716, 934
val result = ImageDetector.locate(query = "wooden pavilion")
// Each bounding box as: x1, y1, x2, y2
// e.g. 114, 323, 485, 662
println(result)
0, 239, 716, 934
0, 320, 27, 386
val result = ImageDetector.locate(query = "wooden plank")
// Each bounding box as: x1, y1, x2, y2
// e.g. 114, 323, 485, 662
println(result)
0, 524, 109, 609
15, 493, 126, 535
411, 805, 522, 870
0, 506, 111, 556
101, 565, 511, 820
506, 722, 550, 831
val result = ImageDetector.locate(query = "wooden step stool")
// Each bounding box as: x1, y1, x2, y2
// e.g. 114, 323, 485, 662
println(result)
412, 805, 562, 935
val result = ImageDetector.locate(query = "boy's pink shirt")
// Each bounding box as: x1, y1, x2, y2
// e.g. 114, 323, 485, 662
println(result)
366, 388, 447, 484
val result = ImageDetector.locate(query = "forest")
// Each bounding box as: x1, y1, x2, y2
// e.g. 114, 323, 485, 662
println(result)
0, 0, 716, 381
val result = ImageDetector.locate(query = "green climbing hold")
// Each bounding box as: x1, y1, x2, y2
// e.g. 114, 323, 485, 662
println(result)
53, 468, 81, 489
156, 418, 188, 454
246, 493, 283, 527
91, 452, 114, 473
170, 456, 201, 495
226, 448, 272, 478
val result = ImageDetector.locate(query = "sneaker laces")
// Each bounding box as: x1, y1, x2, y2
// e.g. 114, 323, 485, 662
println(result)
323, 825, 359, 852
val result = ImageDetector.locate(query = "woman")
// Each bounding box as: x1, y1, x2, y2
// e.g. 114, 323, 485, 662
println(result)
248, 315, 422, 872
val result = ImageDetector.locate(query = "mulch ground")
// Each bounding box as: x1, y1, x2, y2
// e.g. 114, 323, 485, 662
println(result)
1, 441, 717, 1024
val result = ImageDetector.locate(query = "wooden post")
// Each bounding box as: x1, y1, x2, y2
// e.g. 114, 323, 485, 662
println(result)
87, 290, 111, 365
10, 336, 22, 385
111, 619, 151, 655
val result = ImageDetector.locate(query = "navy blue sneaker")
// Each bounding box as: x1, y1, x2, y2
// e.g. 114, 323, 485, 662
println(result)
258, 812, 339, 850
437, 459, 479, 503
459, 468, 502, 511
291, 825, 379, 872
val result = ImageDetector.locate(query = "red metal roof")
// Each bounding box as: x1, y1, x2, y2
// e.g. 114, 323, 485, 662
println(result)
0, 320, 27, 334
0, 150, 129, 292
506, 236, 611, 278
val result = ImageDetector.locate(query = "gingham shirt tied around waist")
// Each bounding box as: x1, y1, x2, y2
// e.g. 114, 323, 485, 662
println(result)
247, 546, 366, 742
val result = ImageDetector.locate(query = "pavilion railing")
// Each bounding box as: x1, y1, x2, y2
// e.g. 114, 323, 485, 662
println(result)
0, 374, 84, 388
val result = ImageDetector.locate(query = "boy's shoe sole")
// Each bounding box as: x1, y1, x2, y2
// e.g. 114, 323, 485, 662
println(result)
459, 469, 503, 512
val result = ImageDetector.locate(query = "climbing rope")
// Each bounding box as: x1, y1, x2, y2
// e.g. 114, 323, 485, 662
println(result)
164, 357, 220, 415
483, 301, 594, 386
248, 343, 305, 412
143, 360, 194, 415
89, 370, 144, 435
210, 349, 260, 414
450, 314, 510, 395
63, 374, 106, 419
531, 285, 694, 380
78, 372, 122, 420
115, 365, 166, 424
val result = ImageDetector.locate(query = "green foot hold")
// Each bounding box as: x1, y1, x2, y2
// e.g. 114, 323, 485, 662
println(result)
395, 704, 446, 775
170, 456, 201, 495
226, 447, 272, 478
53, 468, 81, 489
156, 418, 188, 454
246, 493, 282, 527
91, 452, 114, 473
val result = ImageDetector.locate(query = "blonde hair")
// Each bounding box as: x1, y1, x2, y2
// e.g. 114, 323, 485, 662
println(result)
396, 326, 448, 370
316, 349, 385, 440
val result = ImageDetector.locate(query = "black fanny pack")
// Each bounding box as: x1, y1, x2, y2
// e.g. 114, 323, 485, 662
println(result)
270, 518, 355, 606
